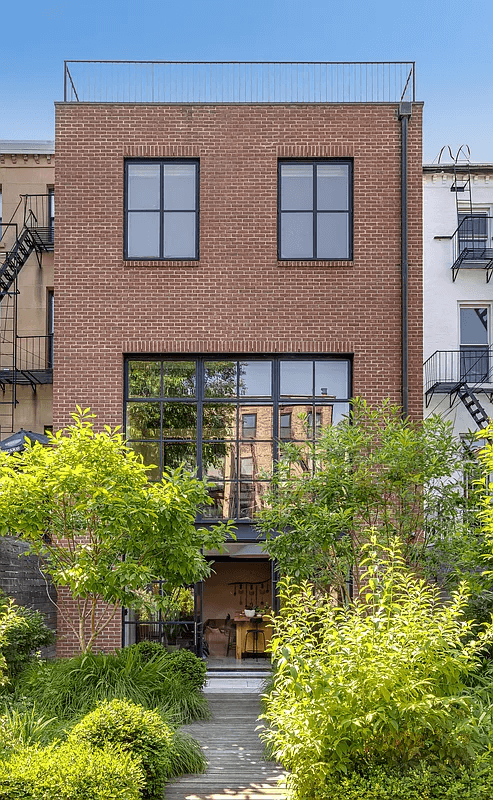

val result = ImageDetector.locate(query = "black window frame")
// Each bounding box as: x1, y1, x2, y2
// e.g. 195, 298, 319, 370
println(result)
124, 355, 352, 534
277, 159, 353, 261
124, 158, 200, 261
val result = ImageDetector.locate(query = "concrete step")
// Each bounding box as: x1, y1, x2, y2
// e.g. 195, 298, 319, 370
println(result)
205, 669, 270, 693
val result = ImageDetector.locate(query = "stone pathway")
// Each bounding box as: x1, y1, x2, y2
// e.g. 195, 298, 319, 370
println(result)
165, 693, 287, 799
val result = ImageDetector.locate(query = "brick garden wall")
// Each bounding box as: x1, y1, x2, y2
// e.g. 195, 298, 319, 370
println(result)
54, 101, 423, 654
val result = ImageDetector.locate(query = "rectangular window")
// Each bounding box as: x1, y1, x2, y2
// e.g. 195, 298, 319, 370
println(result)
458, 212, 488, 254
460, 306, 489, 382
125, 160, 199, 260
124, 356, 351, 525
241, 413, 257, 439
278, 160, 352, 260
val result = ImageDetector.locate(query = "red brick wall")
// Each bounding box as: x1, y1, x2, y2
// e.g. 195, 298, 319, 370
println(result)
54, 101, 423, 654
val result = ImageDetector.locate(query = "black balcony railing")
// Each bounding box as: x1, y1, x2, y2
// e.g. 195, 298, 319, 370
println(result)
16, 335, 54, 372
63, 60, 415, 104
451, 215, 493, 282
424, 346, 493, 404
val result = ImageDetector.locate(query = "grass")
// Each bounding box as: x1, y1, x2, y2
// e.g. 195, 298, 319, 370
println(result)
15, 647, 210, 726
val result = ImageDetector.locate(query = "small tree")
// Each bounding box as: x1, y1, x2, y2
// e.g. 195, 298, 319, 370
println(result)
257, 399, 474, 599
0, 408, 229, 653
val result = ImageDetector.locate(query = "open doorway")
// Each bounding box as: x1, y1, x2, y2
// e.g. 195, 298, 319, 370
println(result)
202, 544, 273, 669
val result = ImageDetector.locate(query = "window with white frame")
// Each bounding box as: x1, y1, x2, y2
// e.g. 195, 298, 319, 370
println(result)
459, 305, 490, 383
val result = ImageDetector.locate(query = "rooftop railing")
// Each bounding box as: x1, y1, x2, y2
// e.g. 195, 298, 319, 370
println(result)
63, 61, 415, 104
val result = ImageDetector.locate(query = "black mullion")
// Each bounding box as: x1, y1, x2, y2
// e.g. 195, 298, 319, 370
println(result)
196, 358, 204, 479
159, 162, 164, 260
312, 162, 317, 259
272, 360, 280, 463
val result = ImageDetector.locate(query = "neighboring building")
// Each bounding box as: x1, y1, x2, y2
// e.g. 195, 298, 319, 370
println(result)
423, 160, 493, 437
55, 60, 423, 656
0, 141, 55, 639
0, 140, 54, 437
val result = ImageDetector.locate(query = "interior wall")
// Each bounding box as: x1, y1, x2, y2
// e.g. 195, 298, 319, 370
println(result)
203, 559, 271, 622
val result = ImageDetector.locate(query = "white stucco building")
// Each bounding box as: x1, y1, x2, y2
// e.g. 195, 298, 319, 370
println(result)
423, 161, 493, 438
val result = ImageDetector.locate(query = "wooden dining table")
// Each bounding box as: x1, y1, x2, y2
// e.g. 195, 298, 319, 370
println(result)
233, 615, 272, 660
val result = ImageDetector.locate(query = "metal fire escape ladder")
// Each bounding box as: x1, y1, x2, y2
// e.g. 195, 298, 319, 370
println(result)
0, 212, 49, 299
454, 383, 490, 429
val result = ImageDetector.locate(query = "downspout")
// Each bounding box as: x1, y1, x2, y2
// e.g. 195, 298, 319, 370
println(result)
399, 102, 412, 419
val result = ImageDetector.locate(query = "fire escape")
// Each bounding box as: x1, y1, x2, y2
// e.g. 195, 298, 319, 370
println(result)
0, 195, 54, 436
424, 149, 493, 430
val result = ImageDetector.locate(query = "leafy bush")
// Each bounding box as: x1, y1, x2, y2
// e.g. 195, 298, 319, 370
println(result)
68, 699, 176, 800
261, 538, 493, 799
127, 643, 207, 692
0, 595, 55, 682
16, 646, 209, 724
0, 739, 143, 800
308, 754, 493, 800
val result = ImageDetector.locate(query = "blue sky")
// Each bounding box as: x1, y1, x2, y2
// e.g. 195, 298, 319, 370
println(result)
2, 0, 492, 163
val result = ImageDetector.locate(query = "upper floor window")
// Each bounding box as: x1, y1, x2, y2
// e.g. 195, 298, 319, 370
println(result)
278, 160, 352, 260
125, 160, 199, 260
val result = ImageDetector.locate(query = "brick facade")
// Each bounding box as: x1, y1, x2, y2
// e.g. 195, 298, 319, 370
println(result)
54, 101, 423, 654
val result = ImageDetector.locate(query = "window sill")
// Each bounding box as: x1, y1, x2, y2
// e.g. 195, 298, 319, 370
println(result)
122, 260, 199, 268
277, 259, 354, 268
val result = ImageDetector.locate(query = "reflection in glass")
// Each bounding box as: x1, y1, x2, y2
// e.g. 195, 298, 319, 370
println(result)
162, 361, 196, 397
127, 212, 160, 258
128, 164, 160, 210
315, 360, 349, 399
201, 482, 236, 519
126, 402, 160, 440
280, 361, 313, 396
317, 163, 349, 211
279, 411, 292, 440
238, 361, 272, 396
239, 482, 269, 519
162, 403, 197, 439
239, 406, 272, 440
163, 212, 196, 258
128, 361, 161, 397
205, 361, 237, 397
241, 413, 257, 439
203, 404, 236, 439
280, 163, 313, 210
317, 213, 349, 259
202, 442, 235, 481
331, 402, 350, 425
280, 213, 313, 259
163, 163, 196, 210
128, 441, 160, 481
238, 441, 272, 479
162, 443, 196, 471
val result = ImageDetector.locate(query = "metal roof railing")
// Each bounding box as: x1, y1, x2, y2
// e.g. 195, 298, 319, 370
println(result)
63, 61, 416, 104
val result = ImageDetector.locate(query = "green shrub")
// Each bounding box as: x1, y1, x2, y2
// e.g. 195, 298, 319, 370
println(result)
68, 699, 175, 800
16, 646, 209, 724
0, 596, 55, 683
126, 643, 207, 691
0, 739, 144, 800
261, 538, 493, 799
127, 640, 166, 662
308, 755, 493, 800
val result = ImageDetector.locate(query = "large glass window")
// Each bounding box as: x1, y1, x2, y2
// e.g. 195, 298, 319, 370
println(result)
125, 356, 351, 523
278, 160, 352, 260
125, 160, 199, 260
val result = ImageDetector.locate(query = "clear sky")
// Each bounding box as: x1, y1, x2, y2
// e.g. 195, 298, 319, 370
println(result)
2, 0, 492, 164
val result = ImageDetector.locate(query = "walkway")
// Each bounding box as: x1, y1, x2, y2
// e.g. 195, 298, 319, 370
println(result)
165, 693, 287, 800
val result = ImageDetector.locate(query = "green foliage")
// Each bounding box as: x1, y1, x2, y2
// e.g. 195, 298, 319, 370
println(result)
257, 399, 472, 599
305, 754, 493, 800
0, 739, 143, 800
0, 407, 230, 653
15, 647, 209, 724
0, 705, 57, 757
68, 699, 178, 800
261, 538, 493, 799
0, 595, 54, 682
127, 643, 207, 691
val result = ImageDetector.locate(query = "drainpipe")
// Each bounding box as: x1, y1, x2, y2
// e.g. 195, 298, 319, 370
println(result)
399, 102, 412, 419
